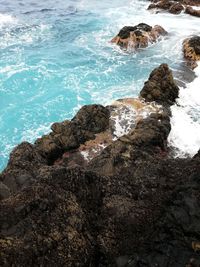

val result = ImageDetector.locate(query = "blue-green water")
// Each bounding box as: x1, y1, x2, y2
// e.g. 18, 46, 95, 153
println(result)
0, 0, 200, 170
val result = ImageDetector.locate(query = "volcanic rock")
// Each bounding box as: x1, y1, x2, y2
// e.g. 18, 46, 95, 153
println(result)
140, 63, 179, 106
185, 6, 200, 17
169, 2, 184, 14
0, 64, 200, 267
35, 104, 110, 162
148, 0, 200, 16
111, 23, 167, 49
183, 36, 200, 69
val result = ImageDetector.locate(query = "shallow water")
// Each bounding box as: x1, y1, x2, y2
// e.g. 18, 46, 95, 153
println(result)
0, 0, 200, 170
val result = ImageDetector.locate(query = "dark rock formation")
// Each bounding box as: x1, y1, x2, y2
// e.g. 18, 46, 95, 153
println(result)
140, 63, 179, 106
148, 0, 175, 11
35, 104, 110, 162
169, 2, 184, 14
183, 36, 200, 69
111, 23, 167, 49
0, 105, 110, 197
1, 126, 200, 267
185, 6, 200, 17
0, 64, 200, 267
148, 0, 200, 16
0, 142, 47, 198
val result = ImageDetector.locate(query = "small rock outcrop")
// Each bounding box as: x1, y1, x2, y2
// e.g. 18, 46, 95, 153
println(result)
111, 23, 167, 49
185, 6, 200, 17
140, 63, 179, 105
36, 104, 110, 161
183, 36, 200, 69
148, 0, 200, 16
169, 2, 184, 14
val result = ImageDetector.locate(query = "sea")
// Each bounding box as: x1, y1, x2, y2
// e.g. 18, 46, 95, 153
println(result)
0, 0, 200, 170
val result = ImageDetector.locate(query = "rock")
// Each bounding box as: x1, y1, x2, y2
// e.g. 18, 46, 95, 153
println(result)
169, 2, 184, 14
183, 36, 200, 69
111, 23, 167, 49
140, 63, 179, 106
0, 142, 46, 195
185, 6, 200, 17
148, 0, 174, 11
36, 104, 110, 162
88, 112, 171, 176
0, 182, 10, 200
0, 105, 110, 198
72, 104, 110, 134
0, 64, 200, 267
1, 146, 200, 267
148, 0, 200, 16
0, 167, 99, 267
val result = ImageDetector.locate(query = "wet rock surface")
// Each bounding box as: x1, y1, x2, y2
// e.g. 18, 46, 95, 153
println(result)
111, 23, 167, 49
185, 6, 200, 17
183, 36, 200, 69
148, 0, 200, 16
0, 64, 200, 266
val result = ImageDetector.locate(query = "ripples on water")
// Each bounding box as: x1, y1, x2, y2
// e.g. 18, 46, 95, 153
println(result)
0, 0, 200, 170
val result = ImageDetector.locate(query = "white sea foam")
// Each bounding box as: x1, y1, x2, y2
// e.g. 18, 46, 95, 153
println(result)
21, 123, 51, 143
0, 23, 51, 49
168, 64, 200, 157
0, 13, 17, 28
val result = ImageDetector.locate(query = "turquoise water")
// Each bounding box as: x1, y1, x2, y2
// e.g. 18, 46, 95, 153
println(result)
0, 0, 200, 170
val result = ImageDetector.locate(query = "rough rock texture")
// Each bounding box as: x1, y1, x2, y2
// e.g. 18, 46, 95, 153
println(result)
111, 23, 167, 49
169, 2, 184, 14
0, 142, 47, 198
0, 64, 200, 267
35, 104, 110, 162
183, 36, 200, 69
148, 0, 200, 16
148, 0, 176, 11
88, 112, 171, 176
0, 104, 110, 198
185, 6, 200, 17
140, 63, 179, 105
1, 127, 200, 267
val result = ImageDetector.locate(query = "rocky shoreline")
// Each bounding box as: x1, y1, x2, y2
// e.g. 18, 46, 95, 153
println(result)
148, 0, 200, 17
1, 3, 200, 267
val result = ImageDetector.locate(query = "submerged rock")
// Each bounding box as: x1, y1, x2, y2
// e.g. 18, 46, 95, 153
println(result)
111, 23, 167, 49
183, 36, 200, 69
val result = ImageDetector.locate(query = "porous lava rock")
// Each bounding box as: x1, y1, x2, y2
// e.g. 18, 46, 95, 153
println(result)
111, 23, 167, 49
148, 0, 200, 16
0, 64, 200, 267
35, 104, 110, 162
140, 63, 179, 105
0, 105, 110, 197
183, 36, 200, 69
169, 2, 184, 14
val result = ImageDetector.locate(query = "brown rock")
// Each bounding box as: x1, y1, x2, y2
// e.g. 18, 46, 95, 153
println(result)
185, 6, 200, 17
183, 36, 200, 69
169, 2, 184, 14
148, 0, 174, 11
111, 23, 167, 49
